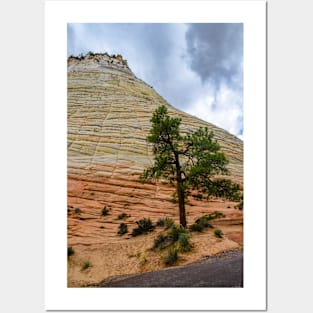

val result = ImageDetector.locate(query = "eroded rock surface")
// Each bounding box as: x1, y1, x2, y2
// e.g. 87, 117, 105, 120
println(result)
67, 53, 243, 287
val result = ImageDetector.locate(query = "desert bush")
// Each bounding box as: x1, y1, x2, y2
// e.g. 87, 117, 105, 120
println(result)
67, 246, 74, 257
196, 211, 224, 222
189, 223, 204, 232
168, 224, 186, 243
156, 218, 165, 227
131, 218, 155, 236
118, 212, 128, 220
178, 233, 191, 252
214, 228, 224, 238
190, 211, 225, 232
152, 234, 170, 250
74, 208, 81, 214
101, 206, 109, 216
118, 223, 128, 235
189, 215, 213, 232
139, 254, 147, 266
163, 246, 179, 266
197, 216, 211, 228
164, 218, 175, 229
81, 260, 92, 271
131, 227, 143, 237
156, 217, 174, 229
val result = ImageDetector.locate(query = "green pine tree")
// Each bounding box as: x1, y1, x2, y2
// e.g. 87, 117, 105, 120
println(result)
141, 105, 241, 227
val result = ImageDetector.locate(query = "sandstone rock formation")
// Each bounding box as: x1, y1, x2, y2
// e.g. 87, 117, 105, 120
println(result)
67, 52, 243, 287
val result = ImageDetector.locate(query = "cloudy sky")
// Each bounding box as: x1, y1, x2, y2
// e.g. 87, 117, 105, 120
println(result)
68, 23, 243, 139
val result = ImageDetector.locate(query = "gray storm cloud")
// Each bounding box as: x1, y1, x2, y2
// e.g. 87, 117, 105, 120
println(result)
185, 23, 243, 89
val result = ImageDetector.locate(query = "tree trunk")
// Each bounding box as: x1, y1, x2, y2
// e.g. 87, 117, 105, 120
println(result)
177, 180, 187, 227
174, 151, 186, 227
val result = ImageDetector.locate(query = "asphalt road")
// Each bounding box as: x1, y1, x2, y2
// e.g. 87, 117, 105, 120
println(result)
98, 249, 243, 287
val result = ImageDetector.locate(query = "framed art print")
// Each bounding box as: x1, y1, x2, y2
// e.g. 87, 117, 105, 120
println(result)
45, 1, 266, 310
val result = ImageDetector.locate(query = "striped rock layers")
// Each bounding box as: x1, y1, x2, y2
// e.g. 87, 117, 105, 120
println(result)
67, 53, 243, 286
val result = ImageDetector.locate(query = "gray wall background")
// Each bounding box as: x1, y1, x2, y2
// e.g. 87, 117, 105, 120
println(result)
0, 0, 312, 312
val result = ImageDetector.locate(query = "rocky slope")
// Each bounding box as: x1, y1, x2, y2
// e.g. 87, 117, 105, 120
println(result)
67, 52, 243, 287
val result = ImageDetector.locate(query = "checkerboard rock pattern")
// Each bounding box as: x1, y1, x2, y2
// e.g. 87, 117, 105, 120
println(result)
67, 52, 243, 245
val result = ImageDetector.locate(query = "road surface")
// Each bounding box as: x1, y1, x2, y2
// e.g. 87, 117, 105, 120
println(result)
98, 249, 243, 287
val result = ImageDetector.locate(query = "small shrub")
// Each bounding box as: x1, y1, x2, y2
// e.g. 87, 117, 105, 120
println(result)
196, 211, 225, 222
101, 206, 109, 216
189, 223, 204, 232
139, 254, 147, 266
131, 218, 155, 236
190, 212, 224, 232
118, 223, 128, 235
118, 212, 128, 220
178, 233, 191, 252
164, 246, 179, 266
156, 217, 174, 229
67, 246, 74, 257
152, 234, 170, 250
189, 215, 213, 232
168, 225, 186, 243
164, 217, 175, 229
214, 228, 224, 238
156, 218, 165, 227
81, 260, 92, 271
197, 217, 210, 228
74, 208, 81, 214
131, 227, 143, 237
